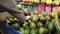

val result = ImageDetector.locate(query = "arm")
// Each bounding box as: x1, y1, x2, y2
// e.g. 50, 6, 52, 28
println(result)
0, 0, 26, 23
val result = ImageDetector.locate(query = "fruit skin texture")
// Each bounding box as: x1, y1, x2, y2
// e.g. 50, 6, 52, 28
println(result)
52, 0, 59, 6
12, 23, 20, 30
41, 0, 46, 4
39, 27, 48, 34
30, 29, 37, 34
23, 22, 28, 29
32, 15, 39, 22
58, 7, 60, 16
24, 27, 30, 34
34, 0, 40, 3
19, 27, 25, 34
48, 20, 54, 32
42, 12, 47, 17
50, 12, 56, 19
30, 22, 36, 29
39, 14, 45, 21
46, 0, 52, 5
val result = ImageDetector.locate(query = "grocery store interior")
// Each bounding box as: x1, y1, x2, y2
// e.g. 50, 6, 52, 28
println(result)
0, 0, 60, 34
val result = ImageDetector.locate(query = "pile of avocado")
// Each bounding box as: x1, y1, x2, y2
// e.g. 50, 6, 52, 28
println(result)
7, 11, 57, 34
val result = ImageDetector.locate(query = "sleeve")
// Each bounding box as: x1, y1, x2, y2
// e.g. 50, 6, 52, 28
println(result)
0, 0, 26, 23
0, 0, 19, 12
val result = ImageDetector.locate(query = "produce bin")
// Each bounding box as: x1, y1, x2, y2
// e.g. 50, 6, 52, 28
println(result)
1, 21, 23, 34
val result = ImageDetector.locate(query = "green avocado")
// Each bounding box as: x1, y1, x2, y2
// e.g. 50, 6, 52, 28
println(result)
39, 27, 48, 34
19, 27, 25, 34
30, 29, 37, 34
12, 23, 20, 30
32, 15, 39, 22
24, 27, 30, 34
50, 12, 56, 19
30, 22, 36, 29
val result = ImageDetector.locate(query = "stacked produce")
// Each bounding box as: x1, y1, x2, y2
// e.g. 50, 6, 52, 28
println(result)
6, 8, 60, 34
22, 0, 60, 6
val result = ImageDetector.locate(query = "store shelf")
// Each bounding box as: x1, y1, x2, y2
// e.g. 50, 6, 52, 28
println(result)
20, 2, 36, 5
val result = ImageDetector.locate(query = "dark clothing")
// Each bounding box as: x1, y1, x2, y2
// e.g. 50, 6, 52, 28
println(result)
0, 0, 26, 23
0, 0, 25, 34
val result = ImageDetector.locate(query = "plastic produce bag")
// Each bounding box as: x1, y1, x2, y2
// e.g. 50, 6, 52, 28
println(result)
45, 6, 52, 15
38, 4, 45, 13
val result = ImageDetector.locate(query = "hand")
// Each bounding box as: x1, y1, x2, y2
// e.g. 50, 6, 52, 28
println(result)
0, 12, 10, 22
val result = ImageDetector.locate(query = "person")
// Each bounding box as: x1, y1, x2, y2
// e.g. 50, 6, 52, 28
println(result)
0, 0, 26, 34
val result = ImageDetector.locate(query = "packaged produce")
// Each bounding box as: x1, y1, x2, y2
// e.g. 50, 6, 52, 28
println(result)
45, 6, 51, 15
38, 4, 45, 13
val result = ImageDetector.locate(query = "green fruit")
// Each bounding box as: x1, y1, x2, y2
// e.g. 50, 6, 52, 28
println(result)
24, 30, 28, 34
42, 12, 47, 17
44, 20, 49, 28
24, 27, 30, 34
9, 15, 14, 19
50, 12, 56, 19
40, 15, 45, 21
27, 19, 32, 24
30, 22, 36, 29
9, 18, 14, 22
48, 22, 53, 32
9, 15, 14, 22
48, 19, 54, 32
39, 27, 48, 34
32, 15, 39, 22
23, 23, 28, 29
19, 27, 25, 34
12, 23, 20, 30
30, 29, 36, 34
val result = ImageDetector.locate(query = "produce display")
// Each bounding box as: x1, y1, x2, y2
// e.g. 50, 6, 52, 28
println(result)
4, 0, 60, 34
22, 0, 60, 5
6, 8, 60, 34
